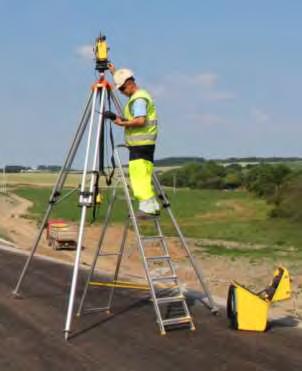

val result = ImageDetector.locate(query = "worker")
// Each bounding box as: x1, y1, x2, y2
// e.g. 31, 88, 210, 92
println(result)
108, 64, 160, 216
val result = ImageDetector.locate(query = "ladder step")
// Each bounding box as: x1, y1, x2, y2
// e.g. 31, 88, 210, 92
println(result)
146, 255, 170, 261
151, 275, 177, 282
81, 306, 110, 314
141, 235, 163, 241
162, 316, 192, 326
98, 252, 120, 257
156, 295, 185, 304
134, 213, 159, 221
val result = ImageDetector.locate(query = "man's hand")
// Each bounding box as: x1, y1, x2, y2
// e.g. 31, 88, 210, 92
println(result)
113, 116, 124, 126
104, 111, 117, 120
108, 63, 116, 74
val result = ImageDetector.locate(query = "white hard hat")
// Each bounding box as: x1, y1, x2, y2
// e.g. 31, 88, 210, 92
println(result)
113, 68, 134, 89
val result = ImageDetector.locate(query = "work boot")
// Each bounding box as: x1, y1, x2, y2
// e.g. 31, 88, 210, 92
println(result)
138, 198, 159, 216
152, 197, 160, 213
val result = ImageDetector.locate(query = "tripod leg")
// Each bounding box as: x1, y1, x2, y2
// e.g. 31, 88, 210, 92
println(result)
57, 92, 94, 190
108, 88, 124, 116
64, 205, 88, 340
64, 85, 108, 340
76, 186, 118, 316
13, 204, 54, 296
13, 91, 93, 297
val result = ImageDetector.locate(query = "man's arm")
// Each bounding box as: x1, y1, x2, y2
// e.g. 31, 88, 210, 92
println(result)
114, 116, 146, 127
114, 98, 147, 127
108, 63, 116, 74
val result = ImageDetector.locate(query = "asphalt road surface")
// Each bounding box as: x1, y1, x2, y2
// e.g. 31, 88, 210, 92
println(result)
0, 247, 301, 371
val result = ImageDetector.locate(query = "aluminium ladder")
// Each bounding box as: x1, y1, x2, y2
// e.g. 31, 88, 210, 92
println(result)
77, 145, 217, 334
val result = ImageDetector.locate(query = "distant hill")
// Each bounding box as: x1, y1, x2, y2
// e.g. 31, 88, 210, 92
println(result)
154, 156, 302, 167
216, 156, 302, 163
2, 157, 301, 172
155, 157, 205, 166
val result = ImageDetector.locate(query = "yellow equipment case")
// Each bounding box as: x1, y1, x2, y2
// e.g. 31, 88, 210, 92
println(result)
227, 266, 291, 332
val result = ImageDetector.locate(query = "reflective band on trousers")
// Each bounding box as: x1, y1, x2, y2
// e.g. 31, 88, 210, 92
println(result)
126, 133, 157, 143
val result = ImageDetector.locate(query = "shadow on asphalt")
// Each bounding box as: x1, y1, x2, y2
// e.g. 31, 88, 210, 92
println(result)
269, 315, 301, 329
70, 296, 151, 339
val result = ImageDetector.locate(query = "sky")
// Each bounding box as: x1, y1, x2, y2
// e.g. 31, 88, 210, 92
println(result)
0, 0, 302, 166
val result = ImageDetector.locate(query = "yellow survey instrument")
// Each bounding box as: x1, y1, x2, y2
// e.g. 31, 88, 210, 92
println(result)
94, 33, 109, 72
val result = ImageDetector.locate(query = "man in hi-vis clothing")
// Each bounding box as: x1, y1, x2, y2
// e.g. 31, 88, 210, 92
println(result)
109, 65, 160, 216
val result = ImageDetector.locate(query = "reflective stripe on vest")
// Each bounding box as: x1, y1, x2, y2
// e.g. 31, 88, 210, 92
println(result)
145, 119, 158, 127
123, 89, 158, 146
125, 133, 157, 145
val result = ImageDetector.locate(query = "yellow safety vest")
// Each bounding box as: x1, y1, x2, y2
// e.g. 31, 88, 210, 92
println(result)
123, 89, 158, 146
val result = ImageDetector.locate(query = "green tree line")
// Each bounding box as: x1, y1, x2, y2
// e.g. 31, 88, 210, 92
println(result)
159, 161, 302, 221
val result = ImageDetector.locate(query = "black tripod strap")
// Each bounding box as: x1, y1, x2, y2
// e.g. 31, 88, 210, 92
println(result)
105, 90, 116, 186
91, 171, 100, 223
98, 87, 116, 186
108, 122, 116, 185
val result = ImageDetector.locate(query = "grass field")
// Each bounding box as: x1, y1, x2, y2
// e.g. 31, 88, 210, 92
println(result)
13, 186, 302, 260
3, 169, 167, 188
4, 172, 85, 188
3, 160, 302, 187
287, 161, 302, 170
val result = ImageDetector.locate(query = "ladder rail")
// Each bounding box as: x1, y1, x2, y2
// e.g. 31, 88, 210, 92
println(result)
153, 218, 177, 277
152, 172, 218, 312
153, 219, 193, 325
114, 145, 167, 335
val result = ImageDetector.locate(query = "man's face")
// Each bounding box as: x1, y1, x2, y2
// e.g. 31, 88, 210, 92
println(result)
119, 79, 134, 97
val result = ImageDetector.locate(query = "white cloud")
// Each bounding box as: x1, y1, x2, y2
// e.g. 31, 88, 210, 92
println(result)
251, 108, 270, 123
150, 84, 167, 98
203, 91, 236, 102
147, 71, 235, 102
160, 71, 219, 88
187, 113, 227, 126
75, 44, 94, 60
194, 72, 219, 88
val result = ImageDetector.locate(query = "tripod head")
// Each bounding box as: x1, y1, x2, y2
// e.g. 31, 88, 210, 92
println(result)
94, 32, 110, 73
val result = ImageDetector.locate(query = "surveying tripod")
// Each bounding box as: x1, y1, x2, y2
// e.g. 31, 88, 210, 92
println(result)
12, 58, 217, 341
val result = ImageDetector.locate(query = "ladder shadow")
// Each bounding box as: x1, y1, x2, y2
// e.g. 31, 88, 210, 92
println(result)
70, 295, 151, 340
184, 290, 217, 312
70, 291, 211, 340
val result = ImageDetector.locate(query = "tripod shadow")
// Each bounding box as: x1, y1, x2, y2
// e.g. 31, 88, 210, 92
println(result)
70, 290, 211, 340
69, 295, 151, 340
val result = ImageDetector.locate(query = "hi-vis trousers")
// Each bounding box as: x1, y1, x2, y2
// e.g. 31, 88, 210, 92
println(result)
128, 159, 155, 201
